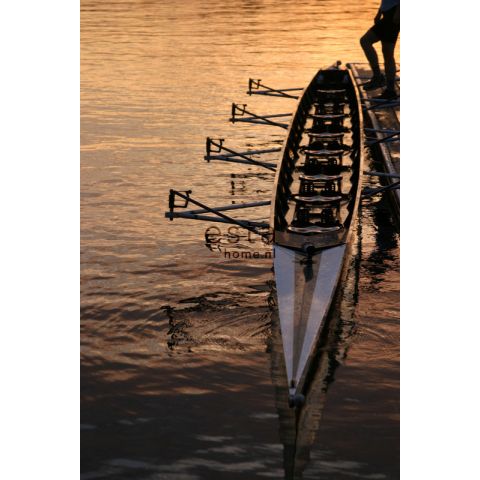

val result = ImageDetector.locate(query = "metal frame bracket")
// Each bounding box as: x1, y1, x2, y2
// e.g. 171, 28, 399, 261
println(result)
166, 189, 271, 238
247, 78, 302, 99
204, 137, 278, 171
230, 103, 291, 129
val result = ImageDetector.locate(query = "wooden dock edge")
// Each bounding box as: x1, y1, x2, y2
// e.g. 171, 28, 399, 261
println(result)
347, 63, 400, 222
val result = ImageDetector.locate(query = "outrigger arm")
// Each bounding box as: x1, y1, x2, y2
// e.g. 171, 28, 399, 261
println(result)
362, 169, 400, 198
247, 78, 303, 99
362, 98, 400, 111
166, 189, 271, 238
362, 181, 400, 198
363, 170, 400, 179
204, 137, 278, 171
230, 103, 292, 129
364, 127, 400, 146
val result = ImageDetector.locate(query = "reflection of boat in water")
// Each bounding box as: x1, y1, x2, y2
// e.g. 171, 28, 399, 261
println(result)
269, 230, 360, 479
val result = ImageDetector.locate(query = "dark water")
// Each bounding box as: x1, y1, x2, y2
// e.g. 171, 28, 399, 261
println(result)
81, 1, 399, 479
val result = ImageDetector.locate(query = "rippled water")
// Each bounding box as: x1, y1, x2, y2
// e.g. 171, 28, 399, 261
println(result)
81, 1, 399, 479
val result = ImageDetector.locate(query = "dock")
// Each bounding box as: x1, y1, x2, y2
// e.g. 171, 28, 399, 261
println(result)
348, 63, 400, 219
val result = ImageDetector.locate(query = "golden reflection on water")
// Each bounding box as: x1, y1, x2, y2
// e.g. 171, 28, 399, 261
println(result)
81, 2, 399, 479
81, 0, 399, 306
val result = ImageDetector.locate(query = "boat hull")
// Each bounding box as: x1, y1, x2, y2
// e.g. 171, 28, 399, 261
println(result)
270, 67, 364, 405
273, 244, 346, 398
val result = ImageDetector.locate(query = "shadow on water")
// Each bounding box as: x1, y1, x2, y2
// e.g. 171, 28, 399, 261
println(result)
81, 355, 279, 479
81, 290, 281, 480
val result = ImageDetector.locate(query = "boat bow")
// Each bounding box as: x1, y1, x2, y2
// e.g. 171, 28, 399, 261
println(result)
274, 244, 346, 402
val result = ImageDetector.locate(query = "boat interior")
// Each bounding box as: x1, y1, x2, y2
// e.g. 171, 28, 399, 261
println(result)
272, 68, 363, 251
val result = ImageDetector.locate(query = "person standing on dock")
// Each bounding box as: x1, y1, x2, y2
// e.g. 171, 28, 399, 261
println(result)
360, 0, 400, 99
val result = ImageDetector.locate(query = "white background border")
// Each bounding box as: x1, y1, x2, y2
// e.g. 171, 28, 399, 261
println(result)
1, 0, 478, 478
1, 1, 79, 478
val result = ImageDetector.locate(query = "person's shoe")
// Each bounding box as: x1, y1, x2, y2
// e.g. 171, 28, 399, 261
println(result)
362, 74, 385, 91
374, 88, 399, 100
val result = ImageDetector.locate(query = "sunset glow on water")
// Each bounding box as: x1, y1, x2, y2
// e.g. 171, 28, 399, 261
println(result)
81, 1, 399, 478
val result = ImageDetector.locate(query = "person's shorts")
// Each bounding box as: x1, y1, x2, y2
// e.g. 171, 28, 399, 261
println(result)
372, 6, 400, 43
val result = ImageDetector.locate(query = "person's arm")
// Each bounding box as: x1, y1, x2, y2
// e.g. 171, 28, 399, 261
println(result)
374, 6, 382, 23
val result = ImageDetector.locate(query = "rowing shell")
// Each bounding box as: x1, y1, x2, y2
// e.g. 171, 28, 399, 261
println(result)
270, 66, 364, 407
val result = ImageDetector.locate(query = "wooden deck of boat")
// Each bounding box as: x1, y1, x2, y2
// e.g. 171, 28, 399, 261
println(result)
348, 62, 400, 218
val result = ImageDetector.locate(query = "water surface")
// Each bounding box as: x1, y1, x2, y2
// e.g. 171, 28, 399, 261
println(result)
81, 1, 399, 478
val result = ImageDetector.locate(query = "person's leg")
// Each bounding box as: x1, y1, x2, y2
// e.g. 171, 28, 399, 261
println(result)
360, 28, 382, 78
382, 41, 397, 92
